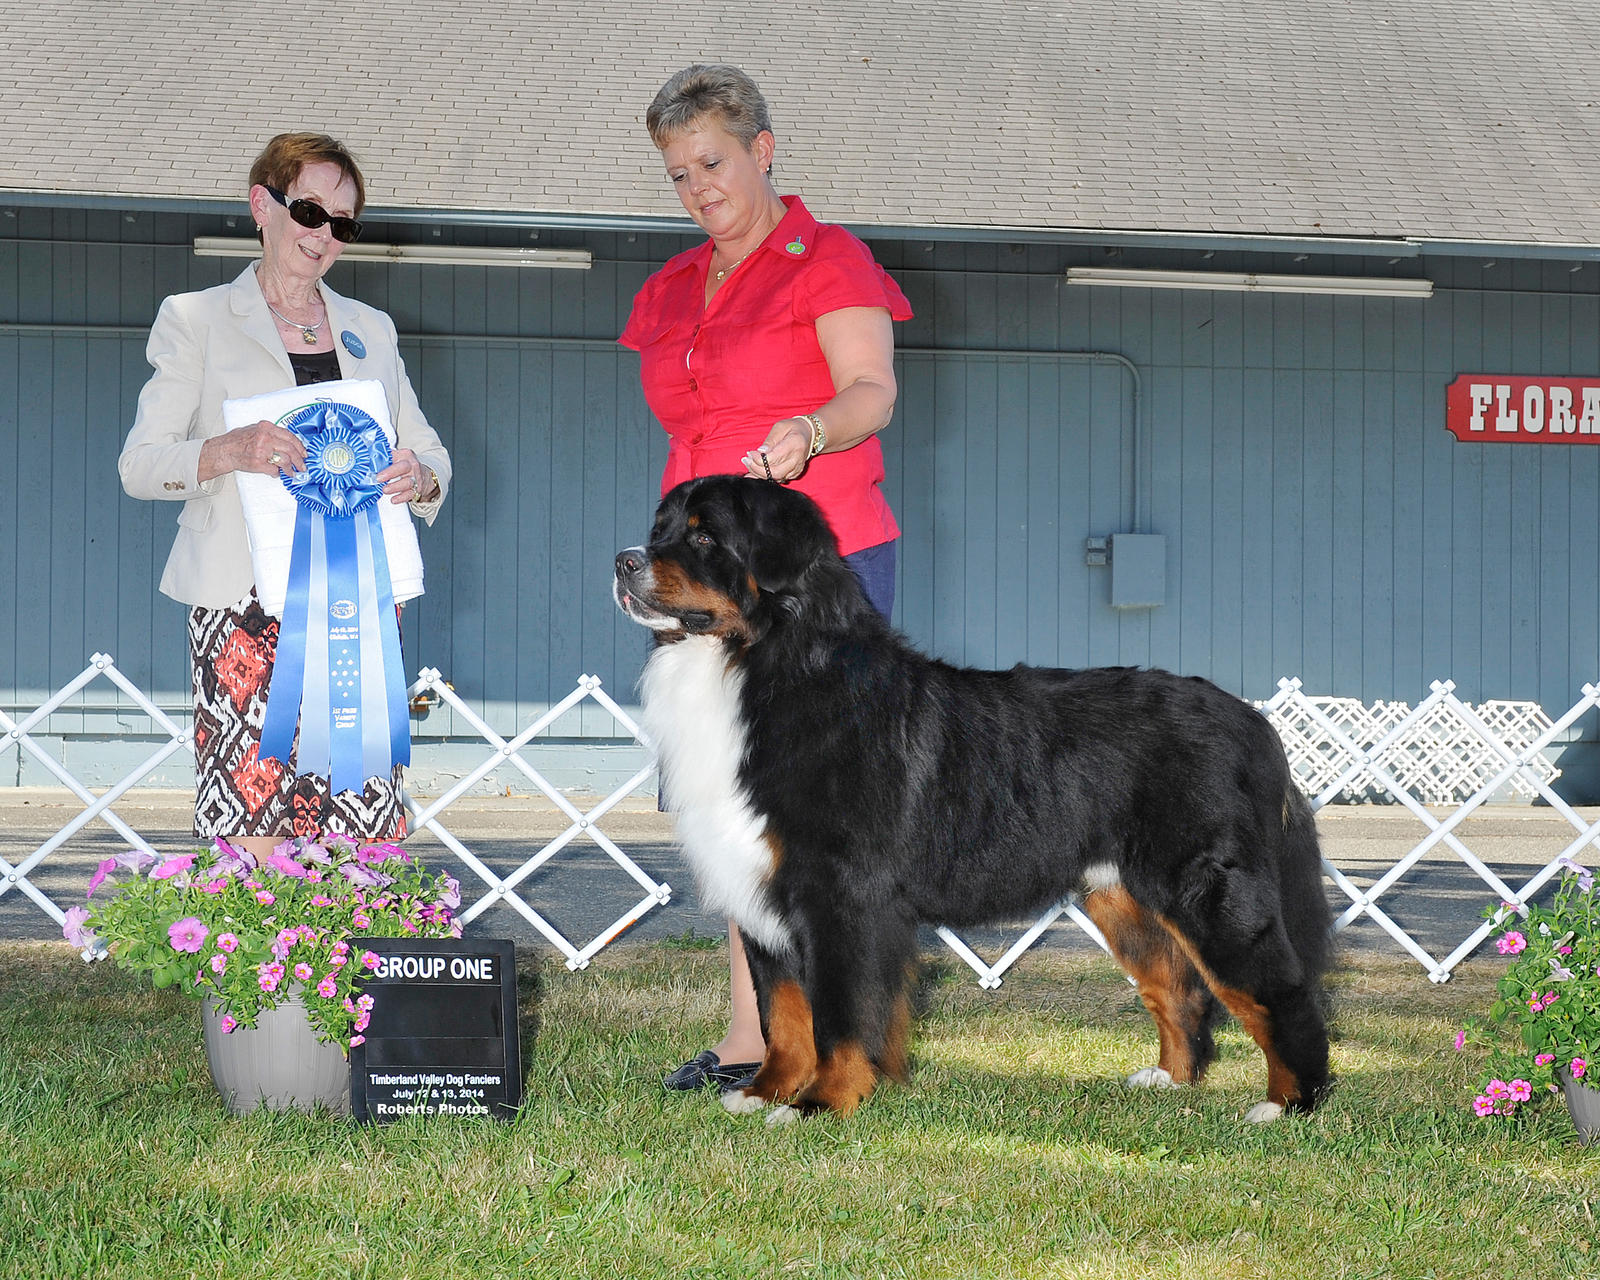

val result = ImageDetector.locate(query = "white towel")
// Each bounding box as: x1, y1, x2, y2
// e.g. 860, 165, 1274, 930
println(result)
223, 379, 425, 618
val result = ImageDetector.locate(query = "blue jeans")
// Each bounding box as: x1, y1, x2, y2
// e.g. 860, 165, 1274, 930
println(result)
844, 539, 896, 621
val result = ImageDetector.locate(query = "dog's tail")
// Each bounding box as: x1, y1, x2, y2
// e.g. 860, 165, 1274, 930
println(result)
1280, 785, 1333, 983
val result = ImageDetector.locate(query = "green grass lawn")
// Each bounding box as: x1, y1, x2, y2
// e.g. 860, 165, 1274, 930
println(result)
1, 939, 1594, 1280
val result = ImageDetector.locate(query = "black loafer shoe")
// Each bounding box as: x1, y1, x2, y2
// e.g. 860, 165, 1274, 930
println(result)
662, 1050, 762, 1091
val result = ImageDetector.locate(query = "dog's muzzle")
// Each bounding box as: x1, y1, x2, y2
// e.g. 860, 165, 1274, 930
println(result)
613, 547, 676, 630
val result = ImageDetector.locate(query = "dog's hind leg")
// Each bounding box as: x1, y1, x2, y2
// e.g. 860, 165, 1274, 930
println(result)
1082, 886, 1225, 1088
1160, 907, 1331, 1121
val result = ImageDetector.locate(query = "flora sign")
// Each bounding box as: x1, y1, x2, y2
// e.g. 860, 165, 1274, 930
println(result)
1446, 374, 1600, 442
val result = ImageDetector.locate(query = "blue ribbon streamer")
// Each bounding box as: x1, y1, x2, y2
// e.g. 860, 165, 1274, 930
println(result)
258, 401, 412, 795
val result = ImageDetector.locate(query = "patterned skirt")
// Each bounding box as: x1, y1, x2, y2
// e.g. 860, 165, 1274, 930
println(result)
189, 590, 406, 841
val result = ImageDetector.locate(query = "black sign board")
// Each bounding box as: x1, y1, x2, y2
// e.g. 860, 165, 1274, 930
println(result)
349, 937, 521, 1122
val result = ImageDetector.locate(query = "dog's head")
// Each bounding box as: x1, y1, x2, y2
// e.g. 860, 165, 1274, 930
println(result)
614, 476, 858, 645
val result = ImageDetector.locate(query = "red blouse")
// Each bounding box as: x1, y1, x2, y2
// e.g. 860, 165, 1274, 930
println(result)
618, 195, 913, 556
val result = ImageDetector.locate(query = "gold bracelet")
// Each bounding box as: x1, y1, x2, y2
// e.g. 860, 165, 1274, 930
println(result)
803, 413, 827, 459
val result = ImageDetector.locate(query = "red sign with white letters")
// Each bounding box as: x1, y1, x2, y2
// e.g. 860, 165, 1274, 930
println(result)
1446, 375, 1600, 443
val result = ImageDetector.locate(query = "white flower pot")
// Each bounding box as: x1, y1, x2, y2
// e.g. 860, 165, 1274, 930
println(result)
201, 992, 351, 1116
1560, 1067, 1600, 1146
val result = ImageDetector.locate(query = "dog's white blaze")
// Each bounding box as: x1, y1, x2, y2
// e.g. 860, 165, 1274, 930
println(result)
641, 636, 794, 958
1082, 862, 1122, 893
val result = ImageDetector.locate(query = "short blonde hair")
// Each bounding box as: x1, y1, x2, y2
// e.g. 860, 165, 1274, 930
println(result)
645, 64, 773, 149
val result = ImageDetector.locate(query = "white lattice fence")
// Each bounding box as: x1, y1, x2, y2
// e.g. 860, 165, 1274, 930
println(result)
4, 654, 673, 969
9, 656, 1600, 985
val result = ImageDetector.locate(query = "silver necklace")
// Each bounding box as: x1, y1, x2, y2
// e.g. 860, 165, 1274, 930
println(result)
264, 295, 327, 345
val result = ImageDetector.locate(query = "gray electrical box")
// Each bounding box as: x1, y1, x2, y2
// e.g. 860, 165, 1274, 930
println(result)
1108, 533, 1165, 609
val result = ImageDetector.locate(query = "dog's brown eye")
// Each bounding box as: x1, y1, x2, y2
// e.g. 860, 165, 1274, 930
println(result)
691, 531, 714, 548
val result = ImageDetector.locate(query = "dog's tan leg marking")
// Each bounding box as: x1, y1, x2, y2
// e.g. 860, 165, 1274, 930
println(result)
1156, 926, 1303, 1114
878, 986, 913, 1083
793, 1041, 879, 1116
747, 979, 817, 1103
1083, 887, 1205, 1083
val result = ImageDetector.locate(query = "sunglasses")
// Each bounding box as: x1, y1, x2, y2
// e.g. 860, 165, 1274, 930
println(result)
265, 185, 364, 243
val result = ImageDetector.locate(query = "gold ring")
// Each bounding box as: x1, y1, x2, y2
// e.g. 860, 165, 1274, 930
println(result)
268, 452, 282, 466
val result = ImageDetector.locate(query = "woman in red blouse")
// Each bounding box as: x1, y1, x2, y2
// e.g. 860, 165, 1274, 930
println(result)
620, 64, 913, 1093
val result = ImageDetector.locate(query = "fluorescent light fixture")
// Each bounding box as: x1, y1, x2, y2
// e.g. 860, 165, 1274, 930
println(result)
1064, 266, 1432, 298
193, 237, 591, 269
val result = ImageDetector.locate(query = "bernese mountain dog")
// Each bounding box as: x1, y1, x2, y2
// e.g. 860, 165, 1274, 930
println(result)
614, 475, 1331, 1124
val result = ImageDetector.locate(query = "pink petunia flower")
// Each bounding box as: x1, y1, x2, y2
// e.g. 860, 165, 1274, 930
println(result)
1497, 931, 1528, 955
351, 912, 372, 930
1572, 1058, 1589, 1080
209, 954, 227, 975
216, 933, 239, 953
86, 857, 118, 898
317, 974, 338, 998
349, 1034, 365, 1048
61, 905, 96, 949
1508, 1079, 1532, 1102
264, 852, 308, 879
360, 951, 380, 971
257, 961, 284, 993
1454, 1030, 1466, 1051
254, 890, 276, 906
1473, 1095, 1497, 1117
220, 1014, 238, 1034
167, 917, 208, 953
1536, 1053, 1555, 1066
150, 854, 196, 882
293, 962, 313, 982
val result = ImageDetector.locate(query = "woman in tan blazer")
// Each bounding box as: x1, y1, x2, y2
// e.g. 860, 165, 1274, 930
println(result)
118, 132, 450, 856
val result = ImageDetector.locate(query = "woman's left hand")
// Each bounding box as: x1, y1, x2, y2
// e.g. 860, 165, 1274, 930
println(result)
377, 448, 431, 504
742, 418, 812, 483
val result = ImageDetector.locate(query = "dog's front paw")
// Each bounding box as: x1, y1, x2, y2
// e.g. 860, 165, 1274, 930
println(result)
1243, 1101, 1285, 1124
721, 1088, 769, 1115
1126, 1066, 1178, 1089
764, 1104, 801, 1127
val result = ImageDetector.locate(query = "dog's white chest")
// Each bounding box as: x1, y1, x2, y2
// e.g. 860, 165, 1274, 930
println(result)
640, 638, 793, 957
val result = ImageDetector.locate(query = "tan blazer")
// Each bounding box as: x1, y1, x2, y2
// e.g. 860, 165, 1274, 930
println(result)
118, 262, 452, 609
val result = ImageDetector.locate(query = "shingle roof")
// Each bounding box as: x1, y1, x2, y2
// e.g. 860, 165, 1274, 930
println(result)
5, 0, 1599, 245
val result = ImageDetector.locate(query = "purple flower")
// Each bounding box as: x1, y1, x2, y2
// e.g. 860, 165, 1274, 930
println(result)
1497, 931, 1528, 955
440, 875, 462, 910
264, 852, 308, 879
85, 857, 118, 898
1453, 1030, 1466, 1051
150, 854, 196, 882
299, 840, 333, 865
61, 905, 96, 949
114, 850, 158, 874
167, 917, 208, 953
339, 862, 384, 890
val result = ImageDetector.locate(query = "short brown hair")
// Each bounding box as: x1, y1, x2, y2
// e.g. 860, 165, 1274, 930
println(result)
645, 64, 773, 149
248, 133, 367, 214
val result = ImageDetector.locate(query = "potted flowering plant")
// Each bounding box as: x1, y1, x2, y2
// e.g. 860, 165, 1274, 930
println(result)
1456, 856, 1600, 1141
64, 834, 462, 1053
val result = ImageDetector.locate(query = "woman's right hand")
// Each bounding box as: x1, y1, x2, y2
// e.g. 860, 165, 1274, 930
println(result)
197, 420, 306, 484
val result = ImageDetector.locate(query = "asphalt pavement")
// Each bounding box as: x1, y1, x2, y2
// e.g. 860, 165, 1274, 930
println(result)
2, 788, 1591, 971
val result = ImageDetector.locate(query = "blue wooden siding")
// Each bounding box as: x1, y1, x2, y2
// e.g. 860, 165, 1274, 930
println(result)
5, 209, 1600, 762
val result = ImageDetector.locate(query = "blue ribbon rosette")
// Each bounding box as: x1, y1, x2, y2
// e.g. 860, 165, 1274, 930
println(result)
258, 401, 411, 793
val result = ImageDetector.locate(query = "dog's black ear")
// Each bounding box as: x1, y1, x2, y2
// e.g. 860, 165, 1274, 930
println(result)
745, 483, 836, 594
